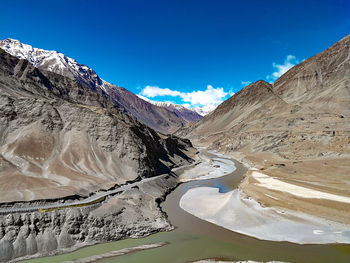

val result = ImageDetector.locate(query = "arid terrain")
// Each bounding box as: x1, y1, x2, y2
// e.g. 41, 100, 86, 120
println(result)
0, 48, 195, 262
1, 1, 349, 262
0, 31, 349, 263
180, 35, 350, 225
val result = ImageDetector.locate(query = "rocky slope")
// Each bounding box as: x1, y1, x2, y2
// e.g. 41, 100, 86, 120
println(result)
0, 48, 195, 261
0, 175, 178, 262
0, 47, 194, 203
180, 35, 350, 224
0, 38, 195, 134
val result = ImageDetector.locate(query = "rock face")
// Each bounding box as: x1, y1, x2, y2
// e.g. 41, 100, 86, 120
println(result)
181, 35, 350, 224
0, 48, 193, 203
0, 48, 195, 262
0, 38, 197, 134
0, 174, 178, 262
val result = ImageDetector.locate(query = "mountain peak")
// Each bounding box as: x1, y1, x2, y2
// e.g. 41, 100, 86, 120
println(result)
2, 38, 22, 44
338, 34, 350, 45
217, 79, 273, 109
254, 79, 271, 86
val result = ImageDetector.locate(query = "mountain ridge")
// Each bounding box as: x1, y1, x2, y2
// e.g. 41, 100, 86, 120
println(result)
138, 98, 203, 121
0, 47, 194, 203
180, 34, 350, 225
0, 38, 199, 134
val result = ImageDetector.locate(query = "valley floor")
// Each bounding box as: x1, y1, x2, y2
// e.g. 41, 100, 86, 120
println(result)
179, 149, 350, 244
229, 151, 350, 225
19, 148, 350, 263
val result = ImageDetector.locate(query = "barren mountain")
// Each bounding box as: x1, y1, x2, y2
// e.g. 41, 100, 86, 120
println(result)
0, 48, 194, 203
149, 101, 203, 122
0, 38, 192, 134
0, 47, 197, 262
181, 35, 350, 224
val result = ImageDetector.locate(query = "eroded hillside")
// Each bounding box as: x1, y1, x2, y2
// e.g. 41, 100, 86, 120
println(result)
0, 48, 194, 203
181, 35, 350, 224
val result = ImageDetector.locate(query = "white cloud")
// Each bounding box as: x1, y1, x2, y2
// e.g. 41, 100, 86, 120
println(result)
139, 84, 232, 107
241, 81, 251, 86
140, 85, 181, 97
267, 55, 299, 81
181, 85, 228, 106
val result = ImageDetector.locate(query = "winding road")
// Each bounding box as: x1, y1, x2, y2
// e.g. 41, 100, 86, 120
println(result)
0, 174, 168, 214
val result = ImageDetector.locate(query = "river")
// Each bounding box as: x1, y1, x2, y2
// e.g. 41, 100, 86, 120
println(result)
22, 151, 350, 263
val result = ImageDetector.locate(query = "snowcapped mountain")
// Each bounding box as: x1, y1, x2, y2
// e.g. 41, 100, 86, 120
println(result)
147, 101, 202, 122
0, 38, 104, 92
0, 38, 199, 134
137, 95, 213, 119
192, 104, 217, 116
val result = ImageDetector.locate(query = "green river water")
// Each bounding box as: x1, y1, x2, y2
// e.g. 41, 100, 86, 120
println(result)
22, 154, 350, 263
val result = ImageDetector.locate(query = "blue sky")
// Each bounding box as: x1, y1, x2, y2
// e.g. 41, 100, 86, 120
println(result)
1, 0, 349, 108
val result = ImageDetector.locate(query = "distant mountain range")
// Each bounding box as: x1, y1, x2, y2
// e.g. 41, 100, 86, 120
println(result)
191, 104, 218, 116
152, 101, 217, 117
143, 99, 217, 117
137, 96, 205, 121
0, 38, 203, 134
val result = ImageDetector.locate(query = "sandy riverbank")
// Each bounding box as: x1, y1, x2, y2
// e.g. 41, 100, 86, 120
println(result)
226, 150, 350, 225
180, 186, 350, 244
179, 151, 350, 244
179, 150, 236, 182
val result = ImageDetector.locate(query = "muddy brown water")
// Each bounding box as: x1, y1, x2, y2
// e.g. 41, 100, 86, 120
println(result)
23, 153, 350, 263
